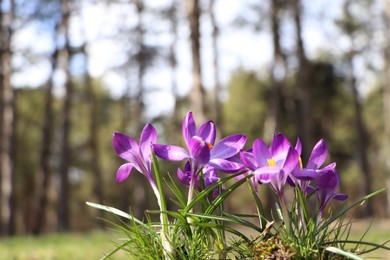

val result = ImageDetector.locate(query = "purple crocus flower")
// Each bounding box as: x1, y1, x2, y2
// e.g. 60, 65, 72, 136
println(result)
294, 139, 336, 180
153, 111, 245, 205
153, 111, 246, 175
178, 164, 221, 199
292, 139, 337, 195
177, 164, 219, 190
112, 123, 160, 198
240, 133, 299, 197
113, 124, 174, 254
317, 170, 348, 219
177, 161, 192, 187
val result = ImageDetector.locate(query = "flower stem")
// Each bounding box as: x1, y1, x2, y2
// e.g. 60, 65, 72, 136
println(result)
151, 152, 174, 257
186, 173, 197, 233
186, 168, 202, 235
279, 194, 291, 235
187, 176, 196, 209
316, 210, 323, 230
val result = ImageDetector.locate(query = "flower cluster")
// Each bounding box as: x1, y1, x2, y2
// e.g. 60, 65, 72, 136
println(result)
112, 111, 347, 218
93, 111, 387, 259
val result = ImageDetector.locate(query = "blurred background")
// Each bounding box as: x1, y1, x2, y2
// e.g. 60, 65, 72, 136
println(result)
0, 0, 390, 237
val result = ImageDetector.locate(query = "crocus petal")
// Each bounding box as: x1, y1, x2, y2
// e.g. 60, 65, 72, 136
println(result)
252, 138, 271, 167
209, 158, 244, 173
235, 172, 249, 181
254, 167, 280, 183
112, 132, 139, 162
295, 137, 302, 156
333, 193, 348, 201
240, 151, 257, 171
286, 176, 296, 187
317, 170, 339, 190
226, 154, 245, 165
116, 163, 133, 183
182, 111, 197, 147
271, 133, 292, 162
203, 167, 219, 187
211, 188, 223, 200
152, 144, 189, 161
177, 167, 191, 186
211, 134, 247, 159
281, 146, 299, 173
139, 123, 157, 161
306, 185, 316, 194
293, 168, 320, 180
189, 136, 210, 166
320, 162, 336, 172
307, 139, 327, 169
197, 121, 216, 145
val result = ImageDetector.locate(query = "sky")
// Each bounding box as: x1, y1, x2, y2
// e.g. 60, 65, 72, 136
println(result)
10, 0, 384, 118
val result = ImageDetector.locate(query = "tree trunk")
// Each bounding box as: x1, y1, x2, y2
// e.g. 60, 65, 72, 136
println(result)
343, 1, 373, 217
186, 0, 206, 122
384, 0, 390, 218
58, 0, 72, 231
209, 0, 222, 126
263, 0, 286, 142
0, 0, 15, 236
32, 47, 58, 235
262, 0, 287, 211
292, 0, 312, 160
134, 0, 145, 131
121, 0, 148, 219
85, 53, 104, 225
346, 54, 373, 216
167, 1, 181, 142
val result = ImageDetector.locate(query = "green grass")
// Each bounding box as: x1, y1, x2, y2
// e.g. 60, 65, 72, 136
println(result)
0, 219, 388, 259
0, 230, 129, 260
347, 219, 390, 259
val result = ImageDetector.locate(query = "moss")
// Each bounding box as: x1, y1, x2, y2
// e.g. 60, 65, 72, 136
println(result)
253, 236, 296, 260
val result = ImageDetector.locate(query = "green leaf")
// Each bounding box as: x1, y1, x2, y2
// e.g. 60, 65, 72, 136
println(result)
318, 189, 385, 233
247, 180, 266, 230
296, 187, 309, 223
101, 239, 131, 260
151, 151, 169, 235
185, 213, 251, 242
324, 246, 363, 260
146, 209, 187, 223
204, 174, 252, 216
183, 171, 247, 213
86, 201, 146, 227
165, 172, 187, 208
222, 212, 264, 233
326, 239, 390, 251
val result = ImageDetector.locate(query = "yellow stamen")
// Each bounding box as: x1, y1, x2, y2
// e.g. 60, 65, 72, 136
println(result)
299, 157, 303, 169
267, 158, 276, 167
207, 143, 213, 149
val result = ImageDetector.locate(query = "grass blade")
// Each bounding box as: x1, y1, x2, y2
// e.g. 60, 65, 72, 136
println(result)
183, 171, 247, 213
86, 201, 146, 227
324, 246, 363, 260
318, 189, 385, 233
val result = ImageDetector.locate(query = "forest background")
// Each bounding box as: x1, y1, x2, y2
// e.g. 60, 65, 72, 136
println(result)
1, 0, 390, 237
